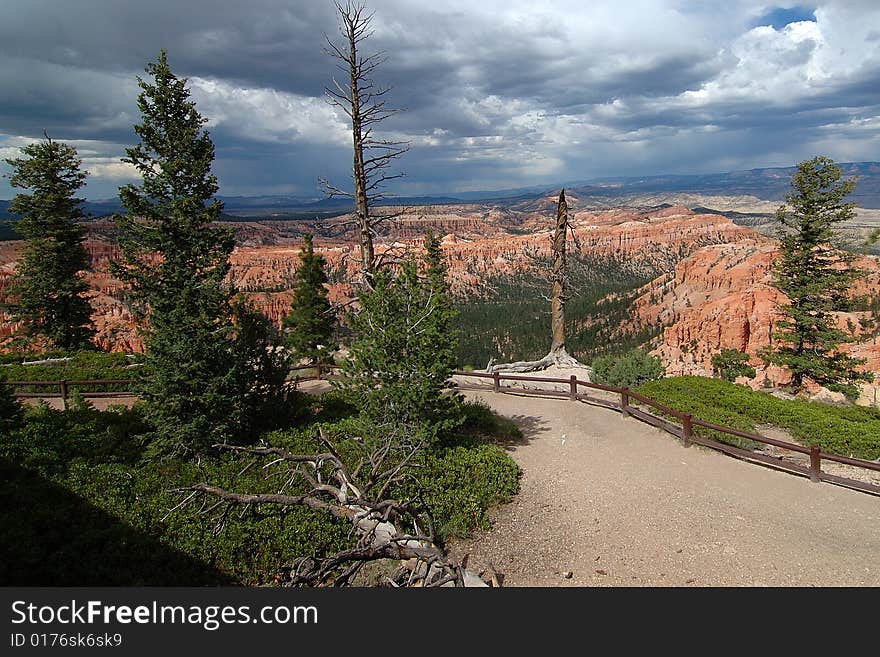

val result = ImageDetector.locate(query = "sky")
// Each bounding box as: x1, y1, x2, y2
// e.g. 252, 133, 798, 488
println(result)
0, 0, 879, 200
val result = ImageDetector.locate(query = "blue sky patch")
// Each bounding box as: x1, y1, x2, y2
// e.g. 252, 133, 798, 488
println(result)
753, 6, 817, 30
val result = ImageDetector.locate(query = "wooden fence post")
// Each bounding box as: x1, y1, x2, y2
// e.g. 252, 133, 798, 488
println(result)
810, 446, 821, 483
569, 375, 577, 401
493, 371, 500, 393
682, 413, 693, 448
60, 379, 69, 411
315, 363, 323, 381
620, 386, 629, 417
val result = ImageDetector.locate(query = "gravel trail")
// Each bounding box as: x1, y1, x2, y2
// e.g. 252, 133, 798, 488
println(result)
448, 389, 880, 587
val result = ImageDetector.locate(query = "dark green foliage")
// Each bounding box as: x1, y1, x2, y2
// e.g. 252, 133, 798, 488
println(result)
0, 372, 23, 434
0, 391, 520, 584
636, 376, 880, 459
591, 349, 664, 388
711, 348, 757, 382
2, 400, 148, 477
0, 459, 232, 586
338, 236, 462, 445
404, 442, 520, 540
0, 403, 352, 585
282, 233, 334, 364
113, 51, 247, 455
764, 156, 870, 393
454, 253, 657, 368
4, 137, 94, 350
229, 297, 294, 436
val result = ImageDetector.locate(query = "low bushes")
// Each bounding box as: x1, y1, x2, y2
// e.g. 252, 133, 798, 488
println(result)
591, 350, 664, 389
0, 350, 144, 394
636, 376, 880, 460
0, 393, 521, 585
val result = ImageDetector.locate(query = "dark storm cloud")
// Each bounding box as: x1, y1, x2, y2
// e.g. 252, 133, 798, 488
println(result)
1, 1, 879, 198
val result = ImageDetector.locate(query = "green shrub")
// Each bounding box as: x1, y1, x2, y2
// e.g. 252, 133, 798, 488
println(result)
2, 387, 521, 585
592, 350, 665, 388
636, 376, 880, 459
408, 443, 520, 540
711, 349, 757, 382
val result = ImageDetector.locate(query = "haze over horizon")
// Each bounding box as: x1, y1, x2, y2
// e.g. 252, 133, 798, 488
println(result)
1, 1, 879, 200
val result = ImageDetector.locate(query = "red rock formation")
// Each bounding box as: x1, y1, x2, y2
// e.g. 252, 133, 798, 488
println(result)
0, 205, 759, 357
631, 240, 880, 403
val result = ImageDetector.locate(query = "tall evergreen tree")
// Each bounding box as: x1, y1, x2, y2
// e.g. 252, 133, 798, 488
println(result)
113, 51, 240, 455
338, 235, 460, 445
764, 156, 870, 394
4, 136, 94, 350
282, 233, 334, 364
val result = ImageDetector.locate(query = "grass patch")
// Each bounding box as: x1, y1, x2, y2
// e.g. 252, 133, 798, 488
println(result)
636, 376, 880, 460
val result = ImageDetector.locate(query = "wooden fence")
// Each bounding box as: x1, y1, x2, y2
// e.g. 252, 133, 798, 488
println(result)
449, 369, 880, 496
4, 366, 879, 496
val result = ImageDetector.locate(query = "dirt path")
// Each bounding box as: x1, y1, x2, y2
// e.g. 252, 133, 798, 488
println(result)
448, 389, 880, 587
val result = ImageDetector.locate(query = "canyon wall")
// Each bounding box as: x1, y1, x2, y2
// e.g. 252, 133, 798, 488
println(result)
10, 202, 878, 406
631, 240, 880, 403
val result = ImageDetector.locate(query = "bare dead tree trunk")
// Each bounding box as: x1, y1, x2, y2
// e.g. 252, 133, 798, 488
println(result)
487, 189, 589, 375
550, 189, 568, 355
321, 1, 408, 285
345, 6, 374, 279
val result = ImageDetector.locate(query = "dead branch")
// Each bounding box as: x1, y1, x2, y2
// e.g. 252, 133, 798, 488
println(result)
169, 436, 486, 587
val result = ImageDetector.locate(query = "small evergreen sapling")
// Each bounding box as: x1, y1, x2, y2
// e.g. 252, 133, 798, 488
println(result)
338, 234, 461, 445
282, 234, 334, 364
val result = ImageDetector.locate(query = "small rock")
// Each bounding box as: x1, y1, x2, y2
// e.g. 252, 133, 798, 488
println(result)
563, 571, 573, 579
808, 387, 848, 406
595, 569, 607, 576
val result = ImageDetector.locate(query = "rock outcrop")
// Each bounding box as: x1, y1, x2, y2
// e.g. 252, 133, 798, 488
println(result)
631, 240, 880, 403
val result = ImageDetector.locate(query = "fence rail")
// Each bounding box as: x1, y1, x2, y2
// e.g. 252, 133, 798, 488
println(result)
4, 365, 879, 495
450, 369, 880, 496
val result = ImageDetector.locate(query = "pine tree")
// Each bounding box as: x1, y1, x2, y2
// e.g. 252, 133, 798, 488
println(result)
282, 234, 334, 364
764, 156, 870, 394
113, 51, 240, 455
338, 235, 461, 445
711, 349, 756, 382
4, 136, 94, 350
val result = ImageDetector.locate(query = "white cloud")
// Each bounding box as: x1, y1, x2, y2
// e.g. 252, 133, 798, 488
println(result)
189, 78, 350, 146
